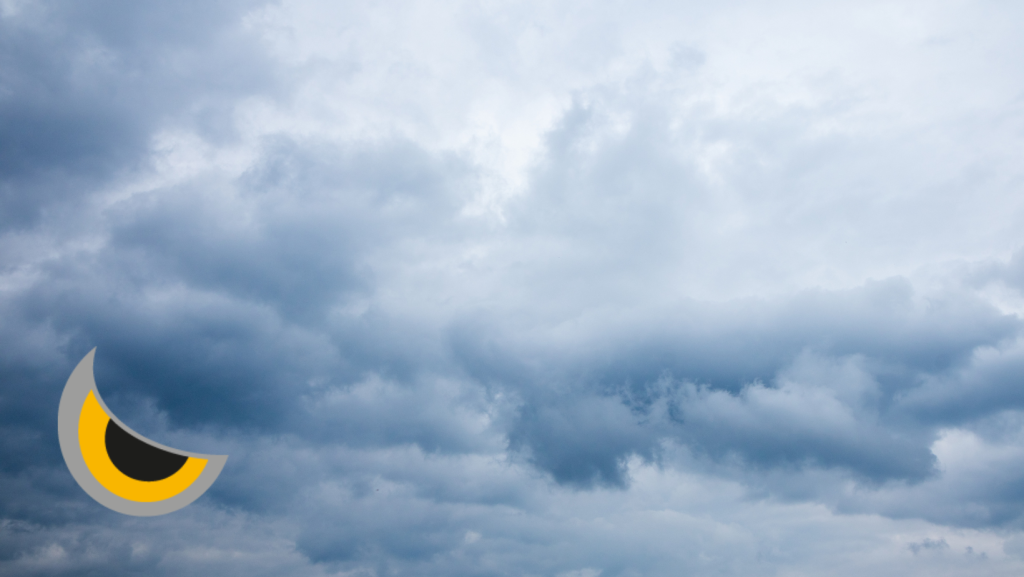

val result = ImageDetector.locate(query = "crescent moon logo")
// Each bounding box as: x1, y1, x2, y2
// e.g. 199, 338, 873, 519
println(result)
58, 349, 228, 516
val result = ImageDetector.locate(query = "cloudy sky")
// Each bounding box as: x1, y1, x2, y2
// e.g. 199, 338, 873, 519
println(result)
4, 0, 1024, 575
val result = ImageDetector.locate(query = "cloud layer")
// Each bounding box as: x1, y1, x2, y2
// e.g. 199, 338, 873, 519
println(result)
5, 0, 1024, 575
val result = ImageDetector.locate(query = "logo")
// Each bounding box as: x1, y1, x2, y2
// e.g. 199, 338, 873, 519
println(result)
58, 349, 227, 516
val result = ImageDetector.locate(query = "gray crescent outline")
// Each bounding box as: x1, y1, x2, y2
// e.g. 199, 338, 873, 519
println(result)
58, 348, 228, 516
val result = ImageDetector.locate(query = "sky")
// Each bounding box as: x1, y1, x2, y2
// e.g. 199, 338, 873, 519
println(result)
3, 0, 1024, 575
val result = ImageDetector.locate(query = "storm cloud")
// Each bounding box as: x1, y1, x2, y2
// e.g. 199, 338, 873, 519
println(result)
5, 0, 1024, 575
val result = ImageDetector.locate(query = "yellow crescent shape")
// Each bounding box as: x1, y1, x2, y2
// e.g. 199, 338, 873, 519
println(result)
78, 391, 208, 502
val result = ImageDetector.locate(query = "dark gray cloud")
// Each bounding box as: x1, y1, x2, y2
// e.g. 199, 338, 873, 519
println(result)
6, 0, 1024, 575
0, 0, 273, 228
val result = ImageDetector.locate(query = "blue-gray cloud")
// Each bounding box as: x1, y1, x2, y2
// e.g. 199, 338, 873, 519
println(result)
0, 0, 273, 228
6, 0, 1024, 575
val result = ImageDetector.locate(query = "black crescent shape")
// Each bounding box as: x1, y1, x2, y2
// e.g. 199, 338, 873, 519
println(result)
104, 420, 189, 482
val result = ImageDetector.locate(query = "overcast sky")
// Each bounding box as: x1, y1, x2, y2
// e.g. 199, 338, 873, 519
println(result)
4, 0, 1024, 575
